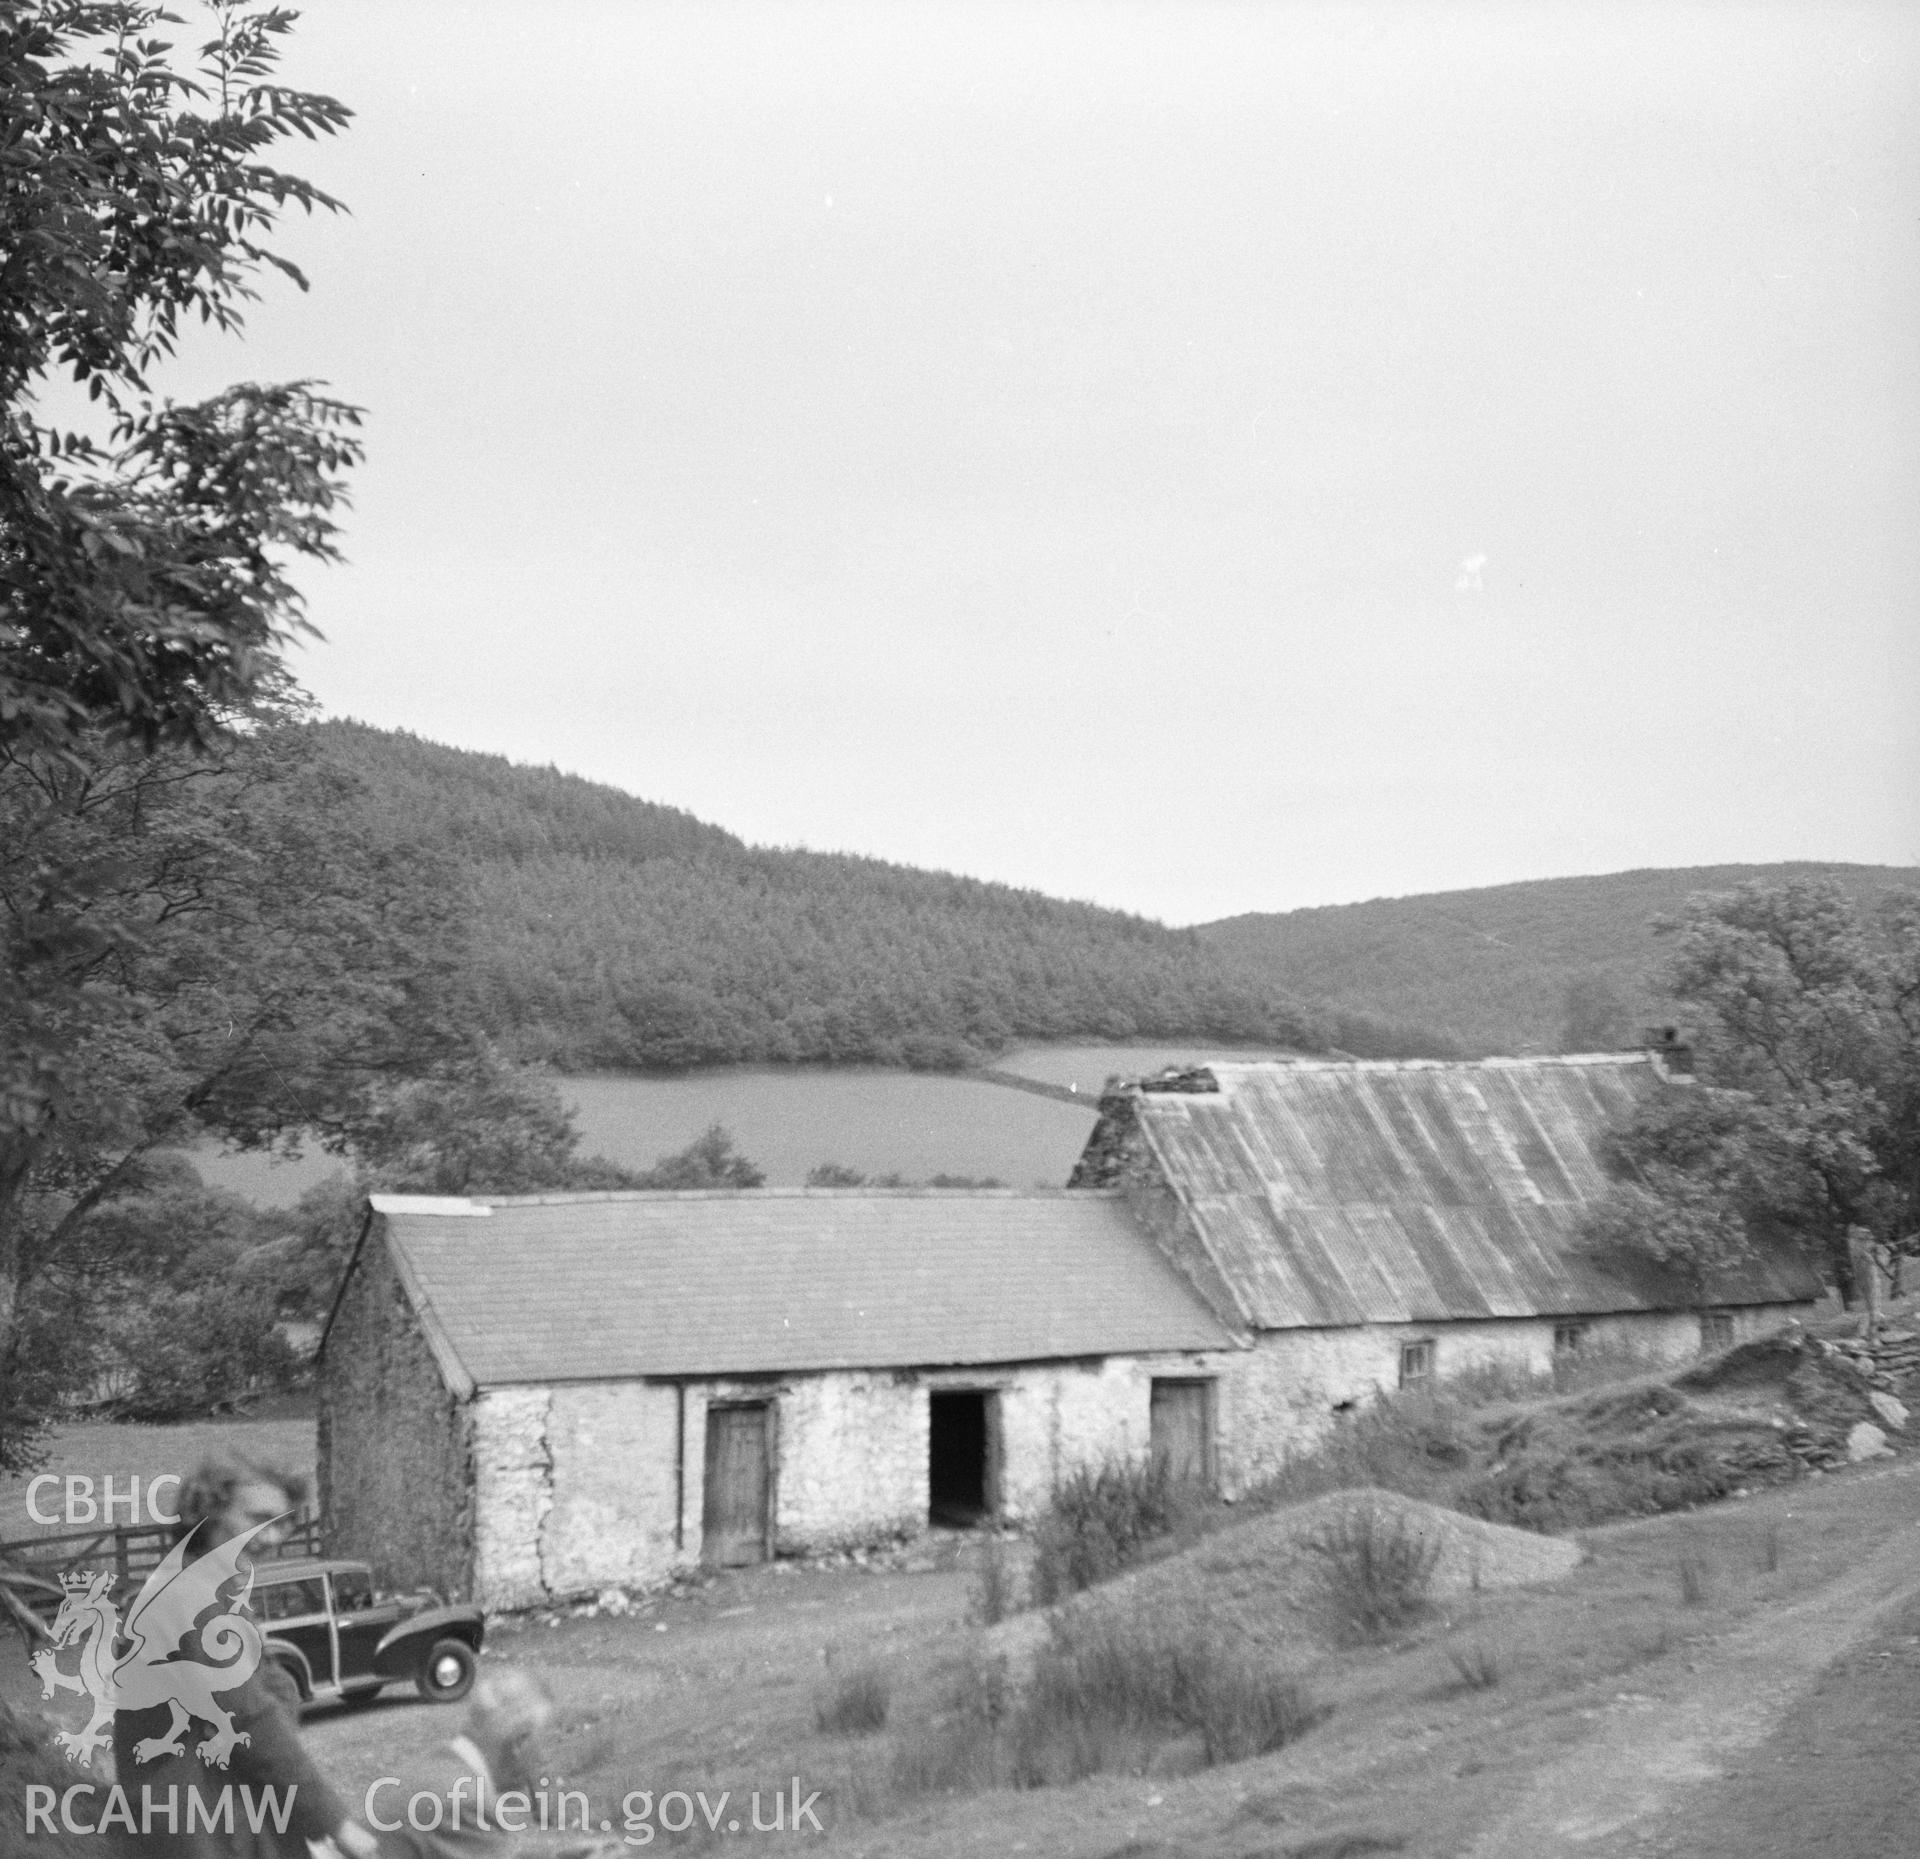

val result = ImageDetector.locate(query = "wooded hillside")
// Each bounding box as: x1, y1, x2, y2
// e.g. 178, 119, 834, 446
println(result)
1200, 864, 1920, 1056
310, 725, 1912, 1067
313, 723, 1445, 1068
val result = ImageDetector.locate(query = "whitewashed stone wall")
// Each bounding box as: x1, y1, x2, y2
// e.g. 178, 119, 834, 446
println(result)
764, 1372, 924, 1549
473, 1380, 694, 1606
542, 1382, 684, 1596
465, 1353, 1218, 1606
463, 1304, 1808, 1607
993, 1358, 1150, 1515
1200, 1304, 1808, 1493
469, 1386, 554, 1608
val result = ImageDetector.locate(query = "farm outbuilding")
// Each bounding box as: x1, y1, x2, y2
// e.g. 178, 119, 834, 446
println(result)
1069, 1051, 1824, 1483
317, 1189, 1233, 1607
318, 1052, 1823, 1606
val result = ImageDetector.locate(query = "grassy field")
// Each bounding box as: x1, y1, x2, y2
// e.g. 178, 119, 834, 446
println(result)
0, 1406, 316, 1542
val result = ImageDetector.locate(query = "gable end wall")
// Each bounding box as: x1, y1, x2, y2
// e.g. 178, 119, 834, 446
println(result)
319, 1235, 474, 1598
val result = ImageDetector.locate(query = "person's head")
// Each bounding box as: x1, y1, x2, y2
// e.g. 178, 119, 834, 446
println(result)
174, 1450, 310, 1553
464, 1670, 553, 1797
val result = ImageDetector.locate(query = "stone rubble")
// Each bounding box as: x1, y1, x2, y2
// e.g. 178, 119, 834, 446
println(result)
1828, 1325, 1920, 1390
1846, 1421, 1894, 1463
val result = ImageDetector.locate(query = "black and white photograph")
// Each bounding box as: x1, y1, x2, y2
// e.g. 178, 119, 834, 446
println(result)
3, 2, 1917, 1854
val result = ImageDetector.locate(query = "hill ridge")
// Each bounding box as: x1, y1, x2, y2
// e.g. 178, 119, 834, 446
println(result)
1199, 860, 1918, 1056
315, 722, 1912, 1067
314, 721, 1449, 1069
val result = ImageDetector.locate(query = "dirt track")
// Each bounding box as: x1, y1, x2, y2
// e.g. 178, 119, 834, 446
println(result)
1468, 1460, 1920, 1859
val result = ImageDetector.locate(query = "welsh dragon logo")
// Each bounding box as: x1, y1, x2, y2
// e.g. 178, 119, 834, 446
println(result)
31, 1519, 274, 1769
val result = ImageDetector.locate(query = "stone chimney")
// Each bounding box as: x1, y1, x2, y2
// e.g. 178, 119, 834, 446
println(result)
1643, 1025, 1695, 1077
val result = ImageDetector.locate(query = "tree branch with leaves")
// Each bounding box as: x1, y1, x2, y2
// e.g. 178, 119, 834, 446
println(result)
2, 0, 361, 757
1582, 880, 1920, 1302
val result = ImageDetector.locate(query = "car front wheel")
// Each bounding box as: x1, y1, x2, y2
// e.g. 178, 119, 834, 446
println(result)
418, 1637, 477, 1704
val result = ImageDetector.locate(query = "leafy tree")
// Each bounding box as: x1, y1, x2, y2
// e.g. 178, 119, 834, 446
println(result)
1, 2, 366, 1459
13, 1152, 299, 1419
92, 1277, 294, 1420
1584, 880, 1920, 1299
806, 1161, 867, 1187
1, 0, 359, 759
806, 1161, 1007, 1188
634, 1124, 765, 1190
0, 721, 469, 1463
3, 0, 362, 1238
349, 1052, 646, 1197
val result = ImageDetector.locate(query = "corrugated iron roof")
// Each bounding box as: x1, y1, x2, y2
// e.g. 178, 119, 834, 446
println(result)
1129, 1056, 1821, 1328
373, 1189, 1236, 1394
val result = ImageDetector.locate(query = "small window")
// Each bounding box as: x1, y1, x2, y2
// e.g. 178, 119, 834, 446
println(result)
1699, 1311, 1735, 1353
259, 1575, 326, 1621
1553, 1322, 1587, 1355
1398, 1339, 1435, 1387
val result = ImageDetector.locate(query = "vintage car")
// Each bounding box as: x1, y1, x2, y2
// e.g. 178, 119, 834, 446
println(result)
251, 1557, 484, 1709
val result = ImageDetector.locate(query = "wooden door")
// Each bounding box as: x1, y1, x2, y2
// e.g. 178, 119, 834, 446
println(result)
1150, 1379, 1212, 1489
702, 1404, 771, 1566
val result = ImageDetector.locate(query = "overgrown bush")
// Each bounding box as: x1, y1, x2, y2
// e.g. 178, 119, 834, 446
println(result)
1307, 1501, 1442, 1642
1243, 1359, 1822, 1539
885, 1651, 1010, 1797
883, 1614, 1323, 1803
1248, 1391, 1475, 1516
814, 1664, 890, 1736
1451, 1386, 1797, 1531
1028, 1459, 1201, 1604
1012, 1608, 1325, 1782
93, 1282, 299, 1421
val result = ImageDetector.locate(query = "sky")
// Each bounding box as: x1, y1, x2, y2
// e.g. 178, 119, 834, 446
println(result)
140, 0, 1920, 924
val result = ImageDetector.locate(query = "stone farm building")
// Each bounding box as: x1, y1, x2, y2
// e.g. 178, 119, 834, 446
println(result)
318, 1190, 1233, 1608
1069, 1052, 1821, 1447
319, 1052, 1821, 1607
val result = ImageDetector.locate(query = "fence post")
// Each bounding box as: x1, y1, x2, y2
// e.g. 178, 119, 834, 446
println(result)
1852, 1228, 1881, 1347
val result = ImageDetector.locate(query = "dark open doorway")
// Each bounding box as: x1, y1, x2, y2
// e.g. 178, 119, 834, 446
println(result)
928, 1389, 998, 1526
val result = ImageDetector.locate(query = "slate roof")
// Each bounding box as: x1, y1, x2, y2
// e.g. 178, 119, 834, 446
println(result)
1116, 1055, 1822, 1329
364, 1189, 1236, 1395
